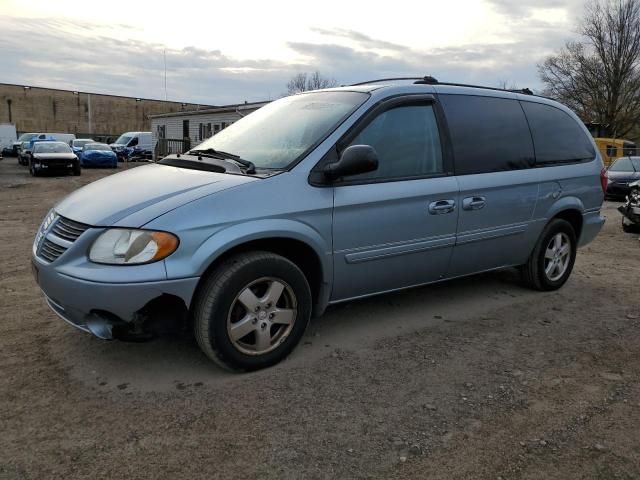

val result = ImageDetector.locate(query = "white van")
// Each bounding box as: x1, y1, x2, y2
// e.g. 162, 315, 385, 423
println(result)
110, 131, 154, 160
11, 132, 76, 156
50, 133, 76, 145
0, 124, 17, 154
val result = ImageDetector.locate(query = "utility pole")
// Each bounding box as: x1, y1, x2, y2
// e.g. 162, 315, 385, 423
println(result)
164, 49, 168, 101
87, 93, 92, 135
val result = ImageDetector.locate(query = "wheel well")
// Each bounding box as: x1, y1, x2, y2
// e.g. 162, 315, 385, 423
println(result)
554, 209, 583, 239
195, 237, 324, 312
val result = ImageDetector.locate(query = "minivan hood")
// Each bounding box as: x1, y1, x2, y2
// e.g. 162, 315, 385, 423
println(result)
55, 164, 257, 226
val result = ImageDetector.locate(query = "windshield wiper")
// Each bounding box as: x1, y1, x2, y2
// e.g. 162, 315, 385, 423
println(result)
189, 148, 256, 174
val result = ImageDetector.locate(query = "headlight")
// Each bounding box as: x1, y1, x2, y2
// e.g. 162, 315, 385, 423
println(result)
89, 229, 179, 265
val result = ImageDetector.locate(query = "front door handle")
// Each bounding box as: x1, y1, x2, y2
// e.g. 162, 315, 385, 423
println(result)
428, 199, 456, 215
462, 196, 486, 211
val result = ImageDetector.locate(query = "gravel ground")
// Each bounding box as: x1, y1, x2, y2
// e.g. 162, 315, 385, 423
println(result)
1, 157, 639, 479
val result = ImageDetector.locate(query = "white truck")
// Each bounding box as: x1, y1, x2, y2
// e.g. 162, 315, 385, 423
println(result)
0, 124, 17, 157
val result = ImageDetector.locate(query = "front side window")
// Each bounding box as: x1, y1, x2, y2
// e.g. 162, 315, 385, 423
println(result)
196, 91, 368, 169
521, 101, 595, 163
346, 104, 443, 180
440, 94, 535, 175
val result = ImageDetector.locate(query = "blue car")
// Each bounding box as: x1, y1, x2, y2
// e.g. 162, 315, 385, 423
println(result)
70, 139, 95, 156
79, 143, 118, 168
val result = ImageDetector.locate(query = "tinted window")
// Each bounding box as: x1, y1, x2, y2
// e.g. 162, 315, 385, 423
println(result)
440, 95, 534, 175
346, 104, 443, 180
521, 101, 595, 163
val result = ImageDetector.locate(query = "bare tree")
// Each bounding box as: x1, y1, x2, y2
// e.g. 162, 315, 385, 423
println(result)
286, 71, 338, 94
538, 0, 640, 137
496, 79, 518, 90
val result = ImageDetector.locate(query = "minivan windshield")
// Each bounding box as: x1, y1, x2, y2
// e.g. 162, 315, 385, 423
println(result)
114, 135, 133, 145
194, 91, 369, 169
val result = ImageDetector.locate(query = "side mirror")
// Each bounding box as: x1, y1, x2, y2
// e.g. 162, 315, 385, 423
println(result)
323, 145, 379, 180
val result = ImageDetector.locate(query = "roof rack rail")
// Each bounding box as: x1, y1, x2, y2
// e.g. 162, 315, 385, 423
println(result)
350, 77, 427, 86
350, 76, 535, 96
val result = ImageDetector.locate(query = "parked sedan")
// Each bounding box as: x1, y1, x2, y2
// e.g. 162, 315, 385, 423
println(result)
30, 141, 81, 176
606, 157, 640, 199
71, 138, 95, 155
79, 143, 117, 168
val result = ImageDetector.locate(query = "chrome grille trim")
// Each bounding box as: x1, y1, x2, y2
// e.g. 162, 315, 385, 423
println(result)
39, 238, 68, 262
51, 216, 90, 242
37, 215, 90, 263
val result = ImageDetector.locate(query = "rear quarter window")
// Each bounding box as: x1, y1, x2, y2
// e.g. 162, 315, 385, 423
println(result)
439, 94, 535, 175
520, 101, 595, 164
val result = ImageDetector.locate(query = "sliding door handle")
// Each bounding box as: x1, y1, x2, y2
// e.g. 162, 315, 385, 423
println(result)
428, 199, 456, 215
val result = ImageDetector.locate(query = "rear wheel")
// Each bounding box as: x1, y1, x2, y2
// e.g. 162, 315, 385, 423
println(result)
193, 251, 312, 371
521, 218, 577, 291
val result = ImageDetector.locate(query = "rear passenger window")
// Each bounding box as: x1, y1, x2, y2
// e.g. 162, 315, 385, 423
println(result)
347, 104, 443, 180
520, 101, 595, 163
440, 95, 534, 175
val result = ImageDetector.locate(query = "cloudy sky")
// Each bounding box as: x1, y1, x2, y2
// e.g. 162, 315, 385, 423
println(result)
0, 0, 583, 105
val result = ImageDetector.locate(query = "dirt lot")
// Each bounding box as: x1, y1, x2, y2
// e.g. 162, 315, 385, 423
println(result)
1, 157, 639, 480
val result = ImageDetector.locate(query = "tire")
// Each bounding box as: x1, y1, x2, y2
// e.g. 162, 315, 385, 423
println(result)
72, 164, 81, 176
29, 163, 38, 177
521, 218, 577, 291
193, 251, 312, 371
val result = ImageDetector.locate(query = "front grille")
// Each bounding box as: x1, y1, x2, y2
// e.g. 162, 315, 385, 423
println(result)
36, 215, 90, 263
39, 238, 68, 263
51, 216, 90, 242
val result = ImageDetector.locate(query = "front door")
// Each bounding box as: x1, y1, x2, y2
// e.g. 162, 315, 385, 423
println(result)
331, 98, 459, 301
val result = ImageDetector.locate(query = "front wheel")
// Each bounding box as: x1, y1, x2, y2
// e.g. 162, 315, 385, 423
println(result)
193, 251, 312, 371
521, 218, 577, 291
72, 164, 81, 176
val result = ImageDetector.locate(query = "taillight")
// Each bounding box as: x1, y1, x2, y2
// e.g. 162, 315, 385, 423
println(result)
600, 168, 608, 193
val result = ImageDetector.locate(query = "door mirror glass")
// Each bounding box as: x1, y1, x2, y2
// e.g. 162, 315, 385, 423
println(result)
324, 145, 379, 180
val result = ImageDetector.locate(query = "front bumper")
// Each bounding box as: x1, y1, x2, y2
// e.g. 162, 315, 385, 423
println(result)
32, 158, 76, 172
33, 252, 199, 339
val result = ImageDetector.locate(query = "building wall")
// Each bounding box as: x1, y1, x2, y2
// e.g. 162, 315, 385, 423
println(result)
150, 105, 266, 149
0, 83, 213, 138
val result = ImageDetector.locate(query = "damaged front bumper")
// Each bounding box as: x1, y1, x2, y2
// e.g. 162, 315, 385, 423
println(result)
32, 259, 199, 340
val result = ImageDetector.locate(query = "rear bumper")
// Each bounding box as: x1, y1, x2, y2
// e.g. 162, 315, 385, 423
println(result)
579, 209, 605, 247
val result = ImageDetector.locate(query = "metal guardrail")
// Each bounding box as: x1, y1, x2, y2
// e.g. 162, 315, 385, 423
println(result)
154, 138, 191, 161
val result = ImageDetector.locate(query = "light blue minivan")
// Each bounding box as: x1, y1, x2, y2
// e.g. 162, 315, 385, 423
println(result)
32, 78, 605, 370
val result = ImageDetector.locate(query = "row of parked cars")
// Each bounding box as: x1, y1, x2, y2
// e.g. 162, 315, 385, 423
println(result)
5, 131, 154, 176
